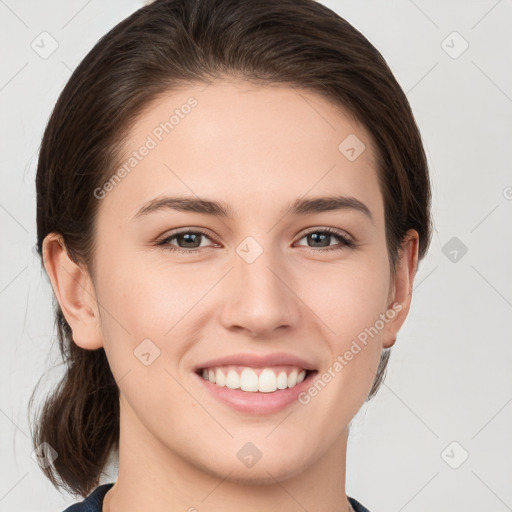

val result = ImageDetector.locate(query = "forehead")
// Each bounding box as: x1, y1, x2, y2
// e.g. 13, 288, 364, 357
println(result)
98, 79, 383, 225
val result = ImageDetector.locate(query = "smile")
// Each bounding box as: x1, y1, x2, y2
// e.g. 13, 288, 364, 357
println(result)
197, 365, 310, 393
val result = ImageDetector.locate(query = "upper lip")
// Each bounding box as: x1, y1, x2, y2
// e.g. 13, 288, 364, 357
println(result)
195, 352, 317, 372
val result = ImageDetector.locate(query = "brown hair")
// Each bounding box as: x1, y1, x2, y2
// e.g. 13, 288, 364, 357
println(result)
30, 0, 432, 498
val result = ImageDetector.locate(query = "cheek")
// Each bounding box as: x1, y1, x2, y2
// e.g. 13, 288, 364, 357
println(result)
304, 256, 391, 338
92, 249, 216, 384
303, 253, 391, 391
96, 249, 202, 334
295, 264, 390, 420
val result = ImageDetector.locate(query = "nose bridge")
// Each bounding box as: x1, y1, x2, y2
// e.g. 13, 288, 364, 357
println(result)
219, 235, 300, 334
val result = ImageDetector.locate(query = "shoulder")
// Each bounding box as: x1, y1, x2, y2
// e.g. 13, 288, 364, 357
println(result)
61, 483, 114, 512
348, 495, 373, 512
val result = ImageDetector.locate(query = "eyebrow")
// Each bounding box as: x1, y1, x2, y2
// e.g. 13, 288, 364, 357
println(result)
133, 194, 373, 223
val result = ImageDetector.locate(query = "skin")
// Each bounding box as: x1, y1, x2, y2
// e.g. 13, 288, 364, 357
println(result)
43, 79, 418, 512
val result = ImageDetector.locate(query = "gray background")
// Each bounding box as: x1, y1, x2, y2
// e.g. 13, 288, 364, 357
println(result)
1, 1, 511, 511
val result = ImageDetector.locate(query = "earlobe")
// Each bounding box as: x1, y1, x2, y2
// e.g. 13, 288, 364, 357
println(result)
42, 233, 103, 350
382, 229, 419, 349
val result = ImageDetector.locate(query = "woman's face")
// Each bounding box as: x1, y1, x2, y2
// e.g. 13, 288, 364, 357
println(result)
84, 79, 415, 481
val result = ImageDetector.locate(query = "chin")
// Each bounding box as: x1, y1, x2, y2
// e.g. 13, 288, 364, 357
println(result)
194, 444, 313, 485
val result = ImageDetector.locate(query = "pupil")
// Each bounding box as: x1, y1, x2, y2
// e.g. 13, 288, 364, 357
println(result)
309, 233, 329, 247
180, 233, 200, 248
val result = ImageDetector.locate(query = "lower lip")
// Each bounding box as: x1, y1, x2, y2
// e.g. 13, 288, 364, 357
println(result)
194, 370, 318, 415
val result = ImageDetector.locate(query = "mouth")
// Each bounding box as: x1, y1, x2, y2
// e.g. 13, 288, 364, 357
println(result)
195, 365, 317, 393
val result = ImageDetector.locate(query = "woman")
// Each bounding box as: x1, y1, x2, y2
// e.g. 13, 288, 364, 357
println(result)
30, 0, 432, 511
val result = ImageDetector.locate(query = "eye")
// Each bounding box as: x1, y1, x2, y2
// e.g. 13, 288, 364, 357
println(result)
156, 227, 356, 254
156, 229, 218, 253
295, 227, 356, 251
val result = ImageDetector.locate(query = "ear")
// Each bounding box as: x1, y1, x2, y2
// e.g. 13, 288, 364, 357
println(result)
381, 229, 419, 349
42, 233, 103, 350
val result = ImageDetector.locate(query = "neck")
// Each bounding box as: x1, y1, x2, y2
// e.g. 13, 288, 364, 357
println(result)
106, 394, 352, 512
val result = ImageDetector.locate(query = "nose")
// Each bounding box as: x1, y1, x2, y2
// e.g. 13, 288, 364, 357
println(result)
219, 243, 301, 337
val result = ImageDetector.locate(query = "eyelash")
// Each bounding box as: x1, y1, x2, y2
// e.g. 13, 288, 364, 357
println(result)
156, 227, 357, 254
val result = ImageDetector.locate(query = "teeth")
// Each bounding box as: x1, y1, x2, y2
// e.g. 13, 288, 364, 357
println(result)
277, 371, 288, 389
215, 368, 226, 387
258, 369, 276, 393
288, 369, 298, 387
241, 368, 259, 392
225, 369, 239, 389
200, 366, 308, 393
